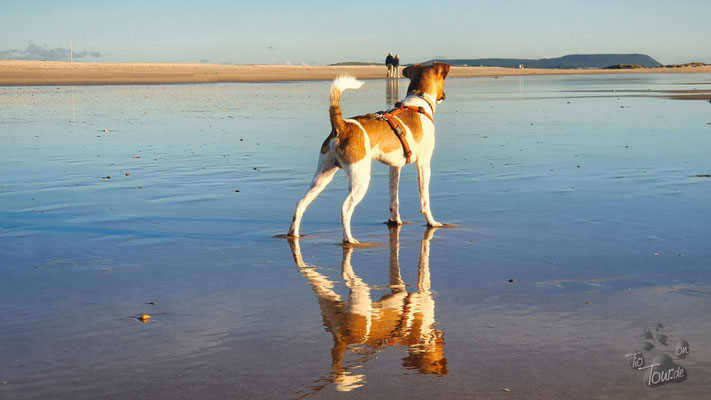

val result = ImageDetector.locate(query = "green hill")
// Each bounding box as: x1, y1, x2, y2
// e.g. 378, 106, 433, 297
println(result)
424, 54, 662, 69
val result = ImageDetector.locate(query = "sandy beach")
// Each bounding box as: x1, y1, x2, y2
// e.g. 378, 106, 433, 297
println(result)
1, 60, 711, 86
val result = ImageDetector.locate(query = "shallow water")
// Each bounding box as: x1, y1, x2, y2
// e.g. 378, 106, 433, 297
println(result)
1, 74, 711, 399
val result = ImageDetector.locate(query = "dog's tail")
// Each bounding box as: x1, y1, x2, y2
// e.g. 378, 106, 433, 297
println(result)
329, 75, 364, 135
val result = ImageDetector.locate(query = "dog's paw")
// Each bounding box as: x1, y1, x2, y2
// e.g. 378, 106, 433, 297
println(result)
275, 233, 298, 239
340, 241, 383, 249
426, 221, 461, 229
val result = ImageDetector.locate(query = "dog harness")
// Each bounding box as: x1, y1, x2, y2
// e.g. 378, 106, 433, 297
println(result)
377, 101, 434, 164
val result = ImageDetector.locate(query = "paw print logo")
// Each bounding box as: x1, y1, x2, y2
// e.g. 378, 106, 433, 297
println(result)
625, 323, 690, 387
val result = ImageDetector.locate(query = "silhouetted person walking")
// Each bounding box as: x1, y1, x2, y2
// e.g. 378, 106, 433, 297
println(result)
385, 52, 394, 78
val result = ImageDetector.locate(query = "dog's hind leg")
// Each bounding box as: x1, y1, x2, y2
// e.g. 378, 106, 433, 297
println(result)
341, 160, 371, 244
288, 155, 338, 237
388, 166, 402, 225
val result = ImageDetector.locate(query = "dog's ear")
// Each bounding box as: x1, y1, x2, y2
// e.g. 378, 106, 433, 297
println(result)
403, 64, 423, 80
434, 62, 451, 79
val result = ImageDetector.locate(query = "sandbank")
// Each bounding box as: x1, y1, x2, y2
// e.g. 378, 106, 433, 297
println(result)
1, 60, 711, 86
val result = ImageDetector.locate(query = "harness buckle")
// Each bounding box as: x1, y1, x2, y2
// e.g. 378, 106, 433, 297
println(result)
393, 125, 405, 137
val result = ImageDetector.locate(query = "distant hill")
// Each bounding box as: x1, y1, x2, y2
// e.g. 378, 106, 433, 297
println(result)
424, 54, 662, 69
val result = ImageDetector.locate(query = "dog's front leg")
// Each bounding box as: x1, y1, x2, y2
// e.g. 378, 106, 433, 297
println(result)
416, 161, 442, 227
388, 166, 402, 225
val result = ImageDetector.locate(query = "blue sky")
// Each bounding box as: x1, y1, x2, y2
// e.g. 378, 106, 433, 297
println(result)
1, 0, 709, 65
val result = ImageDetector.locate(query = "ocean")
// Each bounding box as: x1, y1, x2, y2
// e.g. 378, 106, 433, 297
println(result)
1, 73, 710, 399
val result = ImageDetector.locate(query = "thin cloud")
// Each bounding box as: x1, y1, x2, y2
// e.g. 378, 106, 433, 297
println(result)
0, 42, 101, 61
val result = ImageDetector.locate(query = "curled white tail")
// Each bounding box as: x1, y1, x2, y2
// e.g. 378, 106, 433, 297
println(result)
329, 75, 364, 134
330, 75, 364, 102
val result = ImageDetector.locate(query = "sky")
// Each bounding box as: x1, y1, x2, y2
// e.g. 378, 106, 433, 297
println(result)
1, 0, 709, 65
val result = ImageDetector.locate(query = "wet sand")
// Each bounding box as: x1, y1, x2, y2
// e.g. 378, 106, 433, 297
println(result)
1, 60, 711, 86
662, 89, 711, 100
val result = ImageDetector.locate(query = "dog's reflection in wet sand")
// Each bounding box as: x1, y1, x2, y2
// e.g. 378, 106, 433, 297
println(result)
287, 226, 447, 394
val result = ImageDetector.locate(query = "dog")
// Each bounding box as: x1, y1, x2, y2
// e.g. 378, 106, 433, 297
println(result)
288, 62, 451, 244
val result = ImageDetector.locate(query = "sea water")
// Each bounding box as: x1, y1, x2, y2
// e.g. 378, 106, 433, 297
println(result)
1, 74, 710, 399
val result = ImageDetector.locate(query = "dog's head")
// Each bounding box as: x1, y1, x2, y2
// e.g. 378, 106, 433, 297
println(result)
402, 62, 451, 104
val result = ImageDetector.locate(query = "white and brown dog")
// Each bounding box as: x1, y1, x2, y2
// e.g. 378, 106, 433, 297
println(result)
288, 62, 451, 244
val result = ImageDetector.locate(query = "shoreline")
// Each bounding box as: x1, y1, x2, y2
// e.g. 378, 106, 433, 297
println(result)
1, 60, 711, 86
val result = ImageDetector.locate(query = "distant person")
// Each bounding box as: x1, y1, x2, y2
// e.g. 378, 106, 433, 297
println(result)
385, 52, 394, 78
393, 54, 400, 78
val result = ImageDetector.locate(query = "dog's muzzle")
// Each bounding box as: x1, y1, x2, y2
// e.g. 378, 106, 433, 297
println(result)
437, 92, 446, 104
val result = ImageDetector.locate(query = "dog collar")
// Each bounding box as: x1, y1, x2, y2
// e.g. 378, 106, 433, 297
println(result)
409, 91, 437, 115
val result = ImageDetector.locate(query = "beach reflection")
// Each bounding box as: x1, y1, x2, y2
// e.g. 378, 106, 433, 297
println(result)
287, 226, 447, 394
386, 77, 399, 106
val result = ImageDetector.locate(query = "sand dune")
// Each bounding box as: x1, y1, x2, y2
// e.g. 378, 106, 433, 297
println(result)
1, 60, 710, 86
